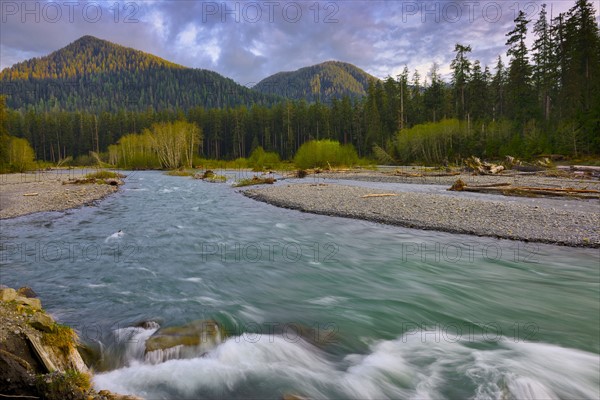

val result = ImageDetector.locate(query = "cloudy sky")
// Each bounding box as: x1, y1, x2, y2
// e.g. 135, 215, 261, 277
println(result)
0, 0, 594, 84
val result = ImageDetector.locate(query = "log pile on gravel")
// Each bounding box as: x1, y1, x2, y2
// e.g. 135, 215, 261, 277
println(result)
448, 179, 600, 199
464, 156, 505, 174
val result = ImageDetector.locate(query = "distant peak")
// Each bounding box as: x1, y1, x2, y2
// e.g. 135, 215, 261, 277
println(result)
73, 35, 104, 44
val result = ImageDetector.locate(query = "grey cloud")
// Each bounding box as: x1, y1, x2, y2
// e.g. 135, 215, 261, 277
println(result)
0, 0, 583, 84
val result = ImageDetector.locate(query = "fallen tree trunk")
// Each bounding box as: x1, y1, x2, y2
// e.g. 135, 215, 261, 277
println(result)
461, 186, 599, 199
518, 186, 600, 194
361, 193, 399, 198
557, 165, 600, 172
448, 179, 600, 199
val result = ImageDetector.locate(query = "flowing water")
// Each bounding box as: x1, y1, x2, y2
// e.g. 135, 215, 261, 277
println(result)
1, 171, 598, 399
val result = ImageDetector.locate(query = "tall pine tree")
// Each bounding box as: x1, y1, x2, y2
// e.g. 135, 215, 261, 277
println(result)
506, 11, 535, 125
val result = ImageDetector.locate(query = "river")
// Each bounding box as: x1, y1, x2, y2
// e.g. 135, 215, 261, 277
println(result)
1, 171, 598, 399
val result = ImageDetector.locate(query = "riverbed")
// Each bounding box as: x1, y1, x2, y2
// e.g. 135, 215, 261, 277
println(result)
1, 171, 598, 399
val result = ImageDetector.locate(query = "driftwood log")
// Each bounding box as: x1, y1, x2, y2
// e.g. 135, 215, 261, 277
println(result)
360, 193, 399, 198
449, 179, 600, 199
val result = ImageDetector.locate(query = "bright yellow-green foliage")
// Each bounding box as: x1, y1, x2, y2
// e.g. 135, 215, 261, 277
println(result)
396, 119, 467, 164
108, 121, 201, 169
166, 169, 195, 177
85, 170, 120, 179
394, 119, 533, 164
248, 146, 281, 171
5, 137, 36, 172
42, 324, 76, 354
146, 121, 201, 169
234, 176, 276, 187
193, 156, 294, 171
294, 140, 358, 169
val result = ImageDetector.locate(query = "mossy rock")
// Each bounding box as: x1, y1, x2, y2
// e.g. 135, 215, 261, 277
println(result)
17, 286, 38, 298
145, 320, 223, 353
29, 312, 56, 332
0, 287, 18, 302
15, 296, 42, 310
202, 170, 215, 179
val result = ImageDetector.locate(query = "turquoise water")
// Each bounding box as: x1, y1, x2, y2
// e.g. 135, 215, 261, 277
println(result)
1, 171, 598, 399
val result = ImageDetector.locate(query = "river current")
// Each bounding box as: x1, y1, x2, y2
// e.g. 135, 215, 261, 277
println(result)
1, 171, 598, 399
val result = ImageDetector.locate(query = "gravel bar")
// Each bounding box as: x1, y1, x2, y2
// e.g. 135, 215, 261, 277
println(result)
0, 170, 119, 219
244, 183, 600, 248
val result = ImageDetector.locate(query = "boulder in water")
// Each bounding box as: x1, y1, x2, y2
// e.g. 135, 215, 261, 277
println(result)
144, 320, 224, 363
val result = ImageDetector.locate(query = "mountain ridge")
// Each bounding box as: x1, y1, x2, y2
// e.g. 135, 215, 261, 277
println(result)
0, 36, 375, 111
0, 35, 277, 111
253, 60, 379, 102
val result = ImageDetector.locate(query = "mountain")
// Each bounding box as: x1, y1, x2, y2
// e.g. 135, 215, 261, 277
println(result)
0, 36, 276, 112
253, 61, 378, 102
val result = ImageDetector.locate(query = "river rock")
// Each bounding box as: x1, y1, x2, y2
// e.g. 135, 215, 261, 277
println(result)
0, 287, 17, 302
98, 389, 144, 400
145, 320, 222, 352
0, 348, 35, 396
29, 312, 55, 332
17, 286, 38, 298
144, 320, 224, 363
15, 296, 42, 310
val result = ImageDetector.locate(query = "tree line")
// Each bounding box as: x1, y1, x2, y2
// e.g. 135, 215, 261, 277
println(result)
2, 0, 599, 168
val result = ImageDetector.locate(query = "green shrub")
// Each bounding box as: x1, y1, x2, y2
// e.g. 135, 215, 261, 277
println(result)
166, 169, 194, 177
5, 137, 35, 172
293, 140, 358, 169
234, 176, 276, 187
248, 147, 281, 171
73, 154, 95, 166
85, 170, 121, 180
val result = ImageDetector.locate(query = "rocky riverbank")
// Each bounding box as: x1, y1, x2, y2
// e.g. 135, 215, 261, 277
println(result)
0, 286, 139, 399
244, 183, 600, 247
0, 170, 122, 219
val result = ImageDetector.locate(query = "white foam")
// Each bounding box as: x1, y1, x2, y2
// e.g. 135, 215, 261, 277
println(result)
94, 331, 600, 400
113, 325, 159, 365
86, 283, 108, 288
307, 296, 346, 306
95, 336, 335, 398
104, 230, 124, 243
182, 277, 202, 283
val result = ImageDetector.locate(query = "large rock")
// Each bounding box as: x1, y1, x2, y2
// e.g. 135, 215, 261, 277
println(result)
15, 296, 42, 310
0, 348, 36, 397
98, 390, 144, 400
29, 312, 56, 332
144, 320, 224, 363
17, 286, 38, 298
145, 320, 222, 352
0, 287, 17, 302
